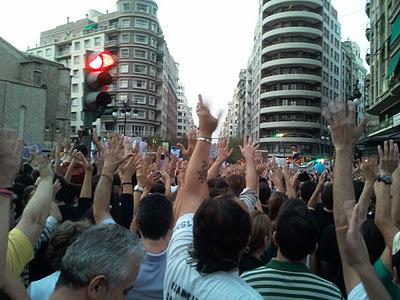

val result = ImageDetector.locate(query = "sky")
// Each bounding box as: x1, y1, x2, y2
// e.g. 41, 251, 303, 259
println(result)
0, 0, 370, 129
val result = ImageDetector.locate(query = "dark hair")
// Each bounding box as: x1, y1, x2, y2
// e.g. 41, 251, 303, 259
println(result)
268, 192, 288, 221
297, 171, 311, 182
275, 199, 319, 261
321, 182, 333, 210
150, 181, 166, 194
249, 210, 271, 253
353, 180, 365, 203
300, 181, 317, 203
227, 175, 246, 197
190, 195, 251, 274
14, 173, 34, 187
208, 177, 230, 198
21, 162, 34, 175
54, 174, 80, 205
137, 193, 173, 240
259, 182, 271, 205
47, 220, 92, 269
73, 144, 88, 157
361, 219, 385, 265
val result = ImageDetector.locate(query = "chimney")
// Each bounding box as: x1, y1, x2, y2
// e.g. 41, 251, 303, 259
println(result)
85, 13, 89, 18
106, 10, 109, 14
67, 16, 70, 24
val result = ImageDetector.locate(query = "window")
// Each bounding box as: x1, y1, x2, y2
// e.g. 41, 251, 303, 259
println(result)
149, 81, 156, 91
84, 39, 90, 48
121, 33, 130, 43
71, 126, 77, 134
135, 18, 149, 29
72, 69, 79, 77
118, 93, 128, 101
119, 63, 129, 73
134, 34, 148, 44
151, 6, 157, 16
150, 52, 157, 62
46, 48, 51, 57
150, 37, 157, 47
122, 2, 130, 12
37, 50, 43, 56
134, 49, 147, 59
133, 80, 146, 89
132, 125, 145, 136
136, 3, 149, 13
71, 112, 77, 121
148, 110, 155, 120
73, 55, 80, 65
149, 96, 155, 105
72, 84, 79, 93
119, 79, 128, 88
151, 22, 158, 33
71, 98, 78, 107
94, 37, 101, 46
149, 67, 156, 76
134, 64, 147, 74
74, 41, 81, 51
136, 110, 146, 119
133, 94, 146, 104
121, 18, 130, 28
33, 70, 42, 86
148, 125, 155, 135
120, 48, 129, 58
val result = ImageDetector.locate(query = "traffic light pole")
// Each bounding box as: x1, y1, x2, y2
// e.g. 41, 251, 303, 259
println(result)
82, 110, 93, 158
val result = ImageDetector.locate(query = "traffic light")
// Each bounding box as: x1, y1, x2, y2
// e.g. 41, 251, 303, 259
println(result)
83, 50, 116, 119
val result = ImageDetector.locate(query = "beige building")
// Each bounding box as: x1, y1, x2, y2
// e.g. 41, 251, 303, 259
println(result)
366, 0, 400, 139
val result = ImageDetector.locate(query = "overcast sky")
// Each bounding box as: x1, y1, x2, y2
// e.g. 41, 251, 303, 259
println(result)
1, 0, 369, 128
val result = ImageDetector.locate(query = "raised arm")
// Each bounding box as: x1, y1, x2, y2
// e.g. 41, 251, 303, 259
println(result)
91, 128, 105, 156
392, 165, 400, 227
177, 130, 198, 161
207, 137, 232, 181
358, 157, 378, 221
0, 130, 23, 288
375, 140, 399, 250
16, 156, 54, 246
93, 135, 132, 224
323, 99, 367, 294
76, 152, 94, 199
307, 171, 328, 209
174, 95, 219, 219
240, 136, 258, 191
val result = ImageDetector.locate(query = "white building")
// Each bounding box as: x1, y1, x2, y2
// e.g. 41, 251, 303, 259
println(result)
176, 82, 194, 138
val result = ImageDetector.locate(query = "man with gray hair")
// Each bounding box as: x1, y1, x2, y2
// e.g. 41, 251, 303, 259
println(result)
50, 224, 145, 300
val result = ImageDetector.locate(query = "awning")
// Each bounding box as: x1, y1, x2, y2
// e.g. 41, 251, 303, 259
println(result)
387, 49, 400, 78
84, 23, 97, 31
390, 13, 400, 46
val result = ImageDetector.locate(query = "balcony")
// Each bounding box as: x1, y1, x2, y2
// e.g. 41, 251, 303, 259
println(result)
261, 89, 321, 99
260, 137, 320, 144
105, 40, 118, 48
368, 77, 400, 115
261, 74, 321, 84
260, 105, 321, 114
262, 58, 322, 69
367, 114, 400, 136
365, 50, 371, 65
365, 24, 371, 41
263, 0, 322, 12
55, 48, 71, 58
366, 0, 370, 18
263, 11, 323, 27
260, 121, 321, 129
262, 42, 322, 55
262, 27, 322, 41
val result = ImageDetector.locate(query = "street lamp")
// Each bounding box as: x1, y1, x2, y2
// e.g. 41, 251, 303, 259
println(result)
111, 102, 138, 136
275, 132, 323, 156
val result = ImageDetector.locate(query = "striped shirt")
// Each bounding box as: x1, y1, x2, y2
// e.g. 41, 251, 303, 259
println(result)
241, 259, 344, 300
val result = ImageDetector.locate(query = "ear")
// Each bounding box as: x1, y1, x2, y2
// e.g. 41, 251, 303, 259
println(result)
272, 231, 279, 247
87, 275, 108, 299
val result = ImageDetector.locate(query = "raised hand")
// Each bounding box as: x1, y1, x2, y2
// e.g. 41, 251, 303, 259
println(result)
197, 95, 219, 138
103, 134, 134, 171
216, 137, 233, 163
378, 140, 399, 177
0, 130, 23, 187
360, 157, 378, 182
239, 136, 258, 162
177, 130, 198, 160
323, 99, 368, 151
35, 155, 54, 179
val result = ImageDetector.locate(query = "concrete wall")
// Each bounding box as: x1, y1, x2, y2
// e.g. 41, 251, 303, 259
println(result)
0, 80, 46, 145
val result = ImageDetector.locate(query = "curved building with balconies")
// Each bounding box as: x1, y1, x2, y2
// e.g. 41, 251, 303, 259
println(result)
249, 0, 341, 157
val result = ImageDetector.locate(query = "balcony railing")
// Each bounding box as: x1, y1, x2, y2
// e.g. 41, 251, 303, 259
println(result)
368, 117, 393, 135
55, 48, 70, 58
366, 0, 371, 18
365, 49, 371, 65
365, 24, 371, 41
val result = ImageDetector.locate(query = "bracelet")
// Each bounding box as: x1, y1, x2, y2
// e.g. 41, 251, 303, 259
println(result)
100, 173, 113, 183
122, 182, 132, 186
197, 137, 212, 144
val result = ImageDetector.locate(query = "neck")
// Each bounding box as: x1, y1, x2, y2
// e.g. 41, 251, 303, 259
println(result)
276, 248, 306, 264
251, 248, 264, 260
51, 286, 86, 300
142, 236, 169, 254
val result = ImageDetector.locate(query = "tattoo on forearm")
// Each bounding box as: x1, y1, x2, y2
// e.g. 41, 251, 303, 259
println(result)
198, 161, 208, 184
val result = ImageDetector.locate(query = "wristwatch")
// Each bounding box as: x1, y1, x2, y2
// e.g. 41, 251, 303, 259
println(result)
134, 185, 144, 193
378, 175, 392, 185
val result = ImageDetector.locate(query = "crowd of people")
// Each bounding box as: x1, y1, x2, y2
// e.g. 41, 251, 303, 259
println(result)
0, 95, 399, 299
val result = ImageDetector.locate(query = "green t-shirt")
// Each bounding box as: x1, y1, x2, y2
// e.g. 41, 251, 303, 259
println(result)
374, 258, 400, 300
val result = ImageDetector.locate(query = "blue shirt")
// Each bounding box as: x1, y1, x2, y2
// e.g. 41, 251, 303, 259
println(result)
28, 271, 61, 300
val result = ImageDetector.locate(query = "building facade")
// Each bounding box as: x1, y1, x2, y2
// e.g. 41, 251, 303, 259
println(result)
221, 96, 239, 138
176, 82, 194, 138
27, 0, 181, 141
0, 37, 71, 147
366, 0, 400, 139
243, 0, 341, 157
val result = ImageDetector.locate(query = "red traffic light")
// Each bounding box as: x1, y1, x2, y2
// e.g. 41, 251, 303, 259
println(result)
86, 51, 116, 71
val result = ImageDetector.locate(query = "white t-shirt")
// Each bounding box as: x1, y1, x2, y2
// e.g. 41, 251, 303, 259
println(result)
163, 213, 263, 300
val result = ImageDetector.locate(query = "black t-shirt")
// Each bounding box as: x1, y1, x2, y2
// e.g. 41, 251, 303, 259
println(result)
239, 253, 265, 275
